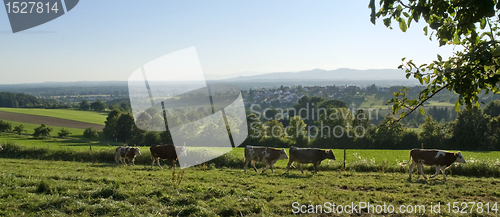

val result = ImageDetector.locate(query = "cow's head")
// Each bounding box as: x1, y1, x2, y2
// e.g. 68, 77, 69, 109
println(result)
134, 147, 141, 156
279, 148, 289, 160
176, 146, 187, 157
326, 149, 336, 160
455, 151, 466, 163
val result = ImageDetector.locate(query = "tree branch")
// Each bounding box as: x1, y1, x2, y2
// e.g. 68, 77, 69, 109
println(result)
394, 83, 451, 122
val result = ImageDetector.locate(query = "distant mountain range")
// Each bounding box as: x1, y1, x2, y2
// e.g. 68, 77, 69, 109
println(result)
205, 68, 409, 81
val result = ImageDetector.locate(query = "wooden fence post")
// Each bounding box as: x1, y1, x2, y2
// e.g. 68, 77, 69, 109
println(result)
421, 143, 424, 149
343, 148, 346, 171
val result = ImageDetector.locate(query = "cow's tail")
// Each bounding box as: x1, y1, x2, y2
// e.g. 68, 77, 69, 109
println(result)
399, 155, 412, 166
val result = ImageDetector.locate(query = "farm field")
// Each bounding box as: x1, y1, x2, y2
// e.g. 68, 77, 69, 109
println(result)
0, 158, 499, 216
0, 108, 107, 125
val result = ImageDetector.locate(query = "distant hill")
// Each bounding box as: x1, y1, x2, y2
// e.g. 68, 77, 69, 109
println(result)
222, 68, 408, 81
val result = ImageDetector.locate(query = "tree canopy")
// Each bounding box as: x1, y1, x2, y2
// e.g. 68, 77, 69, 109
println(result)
370, 0, 500, 119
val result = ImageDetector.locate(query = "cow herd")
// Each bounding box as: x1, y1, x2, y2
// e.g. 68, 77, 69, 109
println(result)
111, 144, 467, 181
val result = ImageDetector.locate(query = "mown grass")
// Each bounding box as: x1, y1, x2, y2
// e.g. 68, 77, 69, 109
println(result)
0, 158, 499, 216
0, 108, 107, 125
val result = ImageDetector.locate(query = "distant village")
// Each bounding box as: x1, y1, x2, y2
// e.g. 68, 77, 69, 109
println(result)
243, 84, 392, 108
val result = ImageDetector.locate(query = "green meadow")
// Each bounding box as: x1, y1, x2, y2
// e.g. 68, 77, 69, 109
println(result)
0, 158, 499, 216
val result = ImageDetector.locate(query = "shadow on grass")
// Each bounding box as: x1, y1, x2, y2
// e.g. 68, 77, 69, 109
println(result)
282, 173, 314, 179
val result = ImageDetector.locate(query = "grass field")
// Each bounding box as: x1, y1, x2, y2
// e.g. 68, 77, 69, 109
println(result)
0, 108, 107, 125
0, 158, 499, 216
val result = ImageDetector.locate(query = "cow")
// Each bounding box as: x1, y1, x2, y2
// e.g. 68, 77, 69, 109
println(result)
115, 146, 141, 166
244, 146, 289, 173
150, 144, 187, 169
0, 144, 3, 151
286, 146, 336, 173
400, 149, 466, 181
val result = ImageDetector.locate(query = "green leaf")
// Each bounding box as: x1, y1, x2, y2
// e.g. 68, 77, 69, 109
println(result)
398, 18, 407, 32
454, 99, 461, 112
369, 0, 376, 24
383, 18, 391, 27
423, 26, 428, 36
437, 54, 443, 62
419, 107, 425, 115
480, 18, 486, 29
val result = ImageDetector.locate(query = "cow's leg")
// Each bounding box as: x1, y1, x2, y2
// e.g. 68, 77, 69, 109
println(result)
262, 164, 270, 173
314, 162, 320, 173
115, 153, 120, 164
440, 166, 447, 181
244, 159, 248, 172
270, 163, 275, 173
430, 165, 440, 178
131, 158, 135, 166
408, 161, 416, 180
417, 163, 427, 179
170, 160, 176, 169
251, 161, 258, 172
286, 160, 293, 172
157, 158, 163, 169
298, 163, 304, 173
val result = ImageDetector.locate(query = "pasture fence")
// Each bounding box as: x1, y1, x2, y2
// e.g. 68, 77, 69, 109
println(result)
0, 142, 499, 178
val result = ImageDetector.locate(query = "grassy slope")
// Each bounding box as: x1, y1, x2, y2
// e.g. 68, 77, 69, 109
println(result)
0, 108, 107, 125
0, 158, 499, 216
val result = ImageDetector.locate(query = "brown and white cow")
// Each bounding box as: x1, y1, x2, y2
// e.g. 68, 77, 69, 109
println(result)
150, 144, 187, 169
0, 144, 3, 151
401, 149, 466, 181
115, 146, 141, 166
244, 146, 289, 173
286, 146, 336, 173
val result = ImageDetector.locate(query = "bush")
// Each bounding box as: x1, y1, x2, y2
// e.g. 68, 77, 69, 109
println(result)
83, 128, 98, 140
57, 128, 71, 138
0, 120, 12, 132
33, 124, 52, 139
13, 125, 26, 135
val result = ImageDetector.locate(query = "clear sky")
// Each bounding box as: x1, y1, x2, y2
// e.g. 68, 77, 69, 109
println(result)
0, 0, 458, 84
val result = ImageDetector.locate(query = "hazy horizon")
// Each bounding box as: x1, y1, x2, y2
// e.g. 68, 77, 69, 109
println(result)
1, 1, 457, 85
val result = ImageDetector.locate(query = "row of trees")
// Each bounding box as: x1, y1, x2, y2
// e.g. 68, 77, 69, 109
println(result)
79, 100, 131, 113
244, 97, 500, 151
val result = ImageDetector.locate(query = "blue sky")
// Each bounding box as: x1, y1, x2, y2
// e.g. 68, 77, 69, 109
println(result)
0, 0, 458, 84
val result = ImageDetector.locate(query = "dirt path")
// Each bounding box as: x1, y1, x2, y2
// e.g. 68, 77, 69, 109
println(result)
0, 110, 105, 130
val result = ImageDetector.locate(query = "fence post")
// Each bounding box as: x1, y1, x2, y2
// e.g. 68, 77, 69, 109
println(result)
343, 148, 346, 171
421, 143, 424, 149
